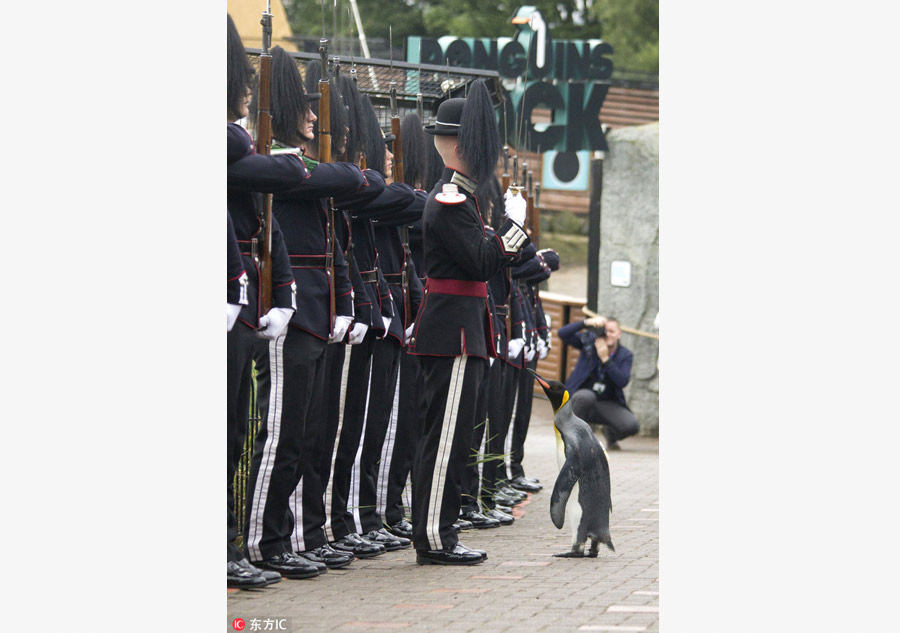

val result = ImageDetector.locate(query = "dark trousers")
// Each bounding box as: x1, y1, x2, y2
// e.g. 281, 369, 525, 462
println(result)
378, 348, 422, 527
326, 332, 377, 541
286, 342, 345, 552
460, 359, 493, 513
353, 336, 402, 534
570, 389, 640, 441
412, 354, 487, 551
227, 322, 256, 562
243, 327, 327, 561
481, 361, 518, 501
505, 357, 537, 480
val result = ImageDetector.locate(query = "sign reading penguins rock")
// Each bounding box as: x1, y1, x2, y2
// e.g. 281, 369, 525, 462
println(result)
407, 5, 612, 191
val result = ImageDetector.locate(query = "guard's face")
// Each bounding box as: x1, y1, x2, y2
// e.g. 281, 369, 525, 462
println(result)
384, 144, 394, 179
237, 87, 251, 119
299, 106, 317, 141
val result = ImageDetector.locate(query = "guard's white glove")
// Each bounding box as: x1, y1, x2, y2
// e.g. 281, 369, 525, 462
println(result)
257, 307, 293, 340
382, 316, 392, 335
489, 357, 495, 367
404, 323, 415, 345
329, 315, 353, 343
347, 321, 369, 345
536, 337, 549, 360
507, 337, 526, 359
227, 303, 242, 332
503, 188, 527, 226
525, 344, 536, 362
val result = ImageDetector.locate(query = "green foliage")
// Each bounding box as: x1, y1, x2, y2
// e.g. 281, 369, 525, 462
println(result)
280, 0, 657, 76
589, 0, 658, 73
542, 210, 586, 235
539, 232, 589, 268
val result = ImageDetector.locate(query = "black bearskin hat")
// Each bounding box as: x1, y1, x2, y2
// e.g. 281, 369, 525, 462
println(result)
458, 80, 500, 184
305, 60, 348, 159
423, 133, 445, 192
358, 94, 388, 176
338, 75, 366, 165
250, 46, 318, 146
227, 14, 255, 120
400, 113, 427, 188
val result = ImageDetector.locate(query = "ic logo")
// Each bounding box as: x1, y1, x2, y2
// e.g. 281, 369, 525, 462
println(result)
232, 618, 246, 631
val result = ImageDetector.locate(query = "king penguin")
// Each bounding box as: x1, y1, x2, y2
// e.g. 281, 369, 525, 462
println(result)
530, 369, 614, 557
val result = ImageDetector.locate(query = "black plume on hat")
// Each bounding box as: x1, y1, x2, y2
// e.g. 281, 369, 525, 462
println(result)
227, 14, 254, 120
400, 113, 427, 188
305, 60, 347, 158
338, 75, 365, 165
358, 94, 387, 176
255, 46, 315, 147
458, 79, 500, 184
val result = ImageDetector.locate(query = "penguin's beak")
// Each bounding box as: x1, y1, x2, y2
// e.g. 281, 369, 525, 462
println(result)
528, 368, 551, 390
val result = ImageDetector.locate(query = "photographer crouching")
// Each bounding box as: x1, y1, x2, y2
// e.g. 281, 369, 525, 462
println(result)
557, 315, 640, 450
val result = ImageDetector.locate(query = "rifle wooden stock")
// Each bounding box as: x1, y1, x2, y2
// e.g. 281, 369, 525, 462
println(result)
317, 79, 331, 164
317, 60, 336, 334
391, 116, 404, 184
390, 112, 413, 327
256, 50, 274, 314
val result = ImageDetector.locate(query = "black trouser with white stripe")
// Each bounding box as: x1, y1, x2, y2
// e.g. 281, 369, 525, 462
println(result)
379, 350, 423, 526
286, 342, 343, 553
354, 336, 402, 534
292, 343, 346, 552
243, 327, 327, 562
460, 358, 499, 513
506, 357, 537, 480
227, 322, 257, 563
327, 331, 377, 541
480, 360, 515, 509
412, 354, 488, 552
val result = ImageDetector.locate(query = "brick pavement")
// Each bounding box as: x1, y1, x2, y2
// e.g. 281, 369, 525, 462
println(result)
227, 395, 659, 633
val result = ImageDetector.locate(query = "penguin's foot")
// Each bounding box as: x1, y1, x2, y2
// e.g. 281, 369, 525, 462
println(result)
553, 550, 585, 558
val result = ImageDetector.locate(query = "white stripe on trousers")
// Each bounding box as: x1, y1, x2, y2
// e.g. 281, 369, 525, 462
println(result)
504, 382, 520, 481
426, 354, 467, 550
376, 371, 402, 520
350, 359, 374, 534
324, 346, 353, 542
246, 333, 286, 561
477, 416, 487, 507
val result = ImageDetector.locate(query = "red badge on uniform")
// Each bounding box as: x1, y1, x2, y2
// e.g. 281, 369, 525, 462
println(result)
435, 183, 466, 204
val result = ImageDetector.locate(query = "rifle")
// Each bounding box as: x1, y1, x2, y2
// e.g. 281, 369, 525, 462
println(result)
389, 38, 413, 330
255, 1, 275, 315
318, 35, 337, 334
501, 145, 510, 193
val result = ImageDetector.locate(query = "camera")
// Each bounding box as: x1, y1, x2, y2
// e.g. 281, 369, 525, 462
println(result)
587, 325, 607, 338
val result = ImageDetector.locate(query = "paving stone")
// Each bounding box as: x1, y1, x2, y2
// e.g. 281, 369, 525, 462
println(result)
227, 405, 658, 632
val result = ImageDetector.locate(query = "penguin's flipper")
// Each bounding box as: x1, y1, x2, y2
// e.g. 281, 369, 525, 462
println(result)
550, 460, 582, 529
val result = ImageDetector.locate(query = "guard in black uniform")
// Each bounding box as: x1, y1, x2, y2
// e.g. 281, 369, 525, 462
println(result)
408, 82, 531, 565
288, 62, 388, 569
241, 46, 369, 579
226, 14, 298, 589
327, 95, 415, 555
504, 248, 556, 490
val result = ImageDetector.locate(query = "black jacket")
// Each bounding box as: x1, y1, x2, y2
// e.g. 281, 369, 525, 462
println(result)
409, 168, 530, 359
270, 149, 371, 339
227, 211, 248, 307
226, 123, 300, 327
372, 188, 427, 344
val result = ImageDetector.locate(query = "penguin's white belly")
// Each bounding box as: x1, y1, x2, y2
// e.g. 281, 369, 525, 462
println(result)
555, 429, 582, 545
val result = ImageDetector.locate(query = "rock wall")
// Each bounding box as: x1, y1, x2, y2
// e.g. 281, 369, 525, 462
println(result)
597, 122, 659, 435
